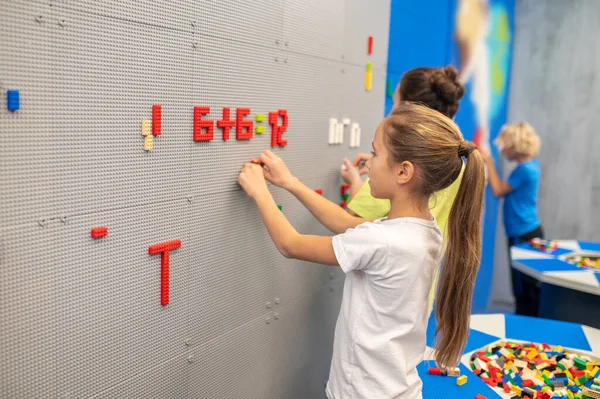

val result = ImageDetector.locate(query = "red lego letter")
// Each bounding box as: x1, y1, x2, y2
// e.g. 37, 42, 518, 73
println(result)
148, 240, 181, 306
236, 108, 253, 140
269, 109, 288, 148
193, 106, 214, 142
217, 107, 236, 141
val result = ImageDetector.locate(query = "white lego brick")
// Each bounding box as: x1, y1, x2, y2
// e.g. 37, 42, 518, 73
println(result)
328, 118, 337, 144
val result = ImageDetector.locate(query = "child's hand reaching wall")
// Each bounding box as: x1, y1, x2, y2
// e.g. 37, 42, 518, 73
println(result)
252, 150, 297, 190
237, 163, 270, 199
340, 159, 362, 185
352, 153, 372, 174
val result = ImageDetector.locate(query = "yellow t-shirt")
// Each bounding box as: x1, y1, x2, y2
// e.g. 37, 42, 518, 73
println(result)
346, 165, 465, 315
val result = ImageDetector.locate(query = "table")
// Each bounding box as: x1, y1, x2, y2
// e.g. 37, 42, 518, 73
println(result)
419, 313, 600, 399
511, 240, 600, 328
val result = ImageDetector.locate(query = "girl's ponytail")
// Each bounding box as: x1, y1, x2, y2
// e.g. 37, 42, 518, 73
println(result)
434, 142, 485, 369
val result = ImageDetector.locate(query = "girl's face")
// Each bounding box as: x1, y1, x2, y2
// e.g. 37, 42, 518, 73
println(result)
366, 125, 397, 199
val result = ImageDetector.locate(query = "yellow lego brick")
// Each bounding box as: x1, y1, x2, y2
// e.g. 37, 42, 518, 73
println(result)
456, 375, 467, 386
365, 70, 372, 91
255, 114, 266, 122
526, 349, 538, 360
142, 120, 151, 136
566, 369, 573, 379
540, 353, 549, 361
555, 346, 564, 352
144, 134, 153, 151
255, 126, 265, 134
512, 385, 522, 395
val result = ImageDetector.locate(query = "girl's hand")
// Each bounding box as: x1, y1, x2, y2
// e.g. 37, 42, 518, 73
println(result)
237, 162, 269, 199
253, 150, 297, 190
340, 158, 361, 185
353, 153, 372, 175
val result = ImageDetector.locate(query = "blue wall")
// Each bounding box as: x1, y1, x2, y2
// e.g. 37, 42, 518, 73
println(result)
385, 0, 515, 314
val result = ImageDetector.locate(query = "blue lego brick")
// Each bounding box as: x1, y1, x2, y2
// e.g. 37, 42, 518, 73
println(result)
7, 90, 20, 111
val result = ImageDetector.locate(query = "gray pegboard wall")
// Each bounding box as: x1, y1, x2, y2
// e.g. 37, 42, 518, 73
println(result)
0, 0, 390, 397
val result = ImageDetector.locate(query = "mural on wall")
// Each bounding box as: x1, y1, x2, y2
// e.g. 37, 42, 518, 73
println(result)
454, 0, 512, 154
451, 0, 514, 312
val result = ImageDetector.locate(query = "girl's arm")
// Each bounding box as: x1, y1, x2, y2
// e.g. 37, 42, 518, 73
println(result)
255, 151, 369, 234
285, 177, 367, 234
238, 163, 339, 266
483, 153, 513, 197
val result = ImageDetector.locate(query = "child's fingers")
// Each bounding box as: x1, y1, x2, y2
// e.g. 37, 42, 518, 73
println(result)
259, 153, 274, 167
353, 153, 368, 166
263, 150, 275, 159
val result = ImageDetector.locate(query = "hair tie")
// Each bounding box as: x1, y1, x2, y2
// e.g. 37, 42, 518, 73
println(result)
458, 141, 476, 158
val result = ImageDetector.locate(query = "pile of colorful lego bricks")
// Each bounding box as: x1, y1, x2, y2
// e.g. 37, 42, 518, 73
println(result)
567, 255, 600, 271
470, 341, 600, 398
528, 238, 559, 253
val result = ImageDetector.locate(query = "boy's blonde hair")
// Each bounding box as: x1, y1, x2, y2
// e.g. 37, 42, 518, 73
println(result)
495, 122, 541, 158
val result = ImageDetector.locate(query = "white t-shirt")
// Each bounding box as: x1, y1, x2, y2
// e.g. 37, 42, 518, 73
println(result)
326, 217, 443, 399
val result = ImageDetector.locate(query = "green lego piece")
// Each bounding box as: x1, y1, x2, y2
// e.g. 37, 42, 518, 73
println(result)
557, 362, 567, 371
577, 375, 589, 385
277, 205, 282, 211
575, 358, 588, 370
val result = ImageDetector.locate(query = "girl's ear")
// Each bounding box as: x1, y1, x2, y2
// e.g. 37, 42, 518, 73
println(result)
395, 160, 415, 185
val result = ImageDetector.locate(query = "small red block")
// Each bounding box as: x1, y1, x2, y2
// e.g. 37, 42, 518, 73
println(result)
315, 189, 323, 195
152, 104, 162, 136
368, 36, 373, 54
475, 395, 489, 399
91, 227, 108, 239
428, 367, 442, 375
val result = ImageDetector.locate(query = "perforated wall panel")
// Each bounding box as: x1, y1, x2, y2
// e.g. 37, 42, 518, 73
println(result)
0, 0, 390, 397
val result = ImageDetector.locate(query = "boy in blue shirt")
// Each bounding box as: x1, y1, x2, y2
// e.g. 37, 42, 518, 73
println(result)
483, 122, 542, 316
